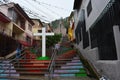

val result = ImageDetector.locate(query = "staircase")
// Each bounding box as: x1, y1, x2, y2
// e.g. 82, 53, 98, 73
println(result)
0, 50, 95, 80
13, 52, 50, 79
0, 51, 50, 80
53, 56, 86, 77
54, 50, 87, 77
0, 60, 20, 80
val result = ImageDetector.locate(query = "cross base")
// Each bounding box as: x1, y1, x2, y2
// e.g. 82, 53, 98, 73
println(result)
36, 56, 50, 60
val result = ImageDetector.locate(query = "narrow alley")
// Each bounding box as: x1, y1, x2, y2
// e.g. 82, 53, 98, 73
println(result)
0, 0, 120, 80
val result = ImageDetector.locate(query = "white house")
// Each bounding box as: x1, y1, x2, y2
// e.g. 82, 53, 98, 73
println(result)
73, 0, 120, 80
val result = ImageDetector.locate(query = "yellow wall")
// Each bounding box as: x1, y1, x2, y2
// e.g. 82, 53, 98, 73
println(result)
0, 22, 13, 36
32, 20, 42, 40
5, 22, 13, 36
25, 21, 33, 37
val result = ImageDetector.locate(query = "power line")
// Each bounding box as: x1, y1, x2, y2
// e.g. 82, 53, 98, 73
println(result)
22, 6, 51, 22
24, 0, 56, 20
32, 0, 70, 11
28, 0, 61, 18
25, 0, 60, 18
16, 0, 56, 22
40, 3, 61, 17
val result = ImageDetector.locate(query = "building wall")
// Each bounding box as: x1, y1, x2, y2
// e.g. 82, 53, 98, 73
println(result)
74, 0, 120, 80
25, 21, 33, 36
85, 0, 110, 30
0, 21, 12, 36
54, 21, 66, 36
0, 5, 9, 16
0, 3, 34, 47
5, 22, 12, 36
32, 19, 42, 40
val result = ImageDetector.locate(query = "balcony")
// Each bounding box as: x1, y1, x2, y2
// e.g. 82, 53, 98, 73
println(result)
13, 23, 24, 34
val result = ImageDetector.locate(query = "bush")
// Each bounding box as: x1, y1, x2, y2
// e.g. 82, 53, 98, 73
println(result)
46, 33, 62, 48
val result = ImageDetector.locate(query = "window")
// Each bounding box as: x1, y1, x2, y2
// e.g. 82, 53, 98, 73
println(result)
20, 19, 25, 30
89, 1, 120, 60
28, 24, 32, 31
26, 36, 31, 43
75, 29, 79, 44
90, 27, 98, 49
38, 30, 42, 33
83, 31, 89, 49
87, 0, 92, 17
12, 10, 18, 23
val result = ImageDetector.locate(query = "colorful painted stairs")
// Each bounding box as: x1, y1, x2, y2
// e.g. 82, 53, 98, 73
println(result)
14, 53, 50, 75
0, 49, 88, 79
45, 50, 87, 77
0, 60, 19, 80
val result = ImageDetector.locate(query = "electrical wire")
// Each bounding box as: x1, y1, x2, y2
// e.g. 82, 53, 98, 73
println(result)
16, 0, 55, 22
22, 6, 51, 22
31, 0, 70, 11
24, 0, 56, 20
29, 0, 61, 17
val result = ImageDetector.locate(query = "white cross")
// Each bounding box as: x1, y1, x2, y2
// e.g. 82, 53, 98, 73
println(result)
33, 27, 54, 57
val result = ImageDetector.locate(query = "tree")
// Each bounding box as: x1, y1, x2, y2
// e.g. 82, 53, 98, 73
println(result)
62, 17, 69, 29
46, 33, 62, 48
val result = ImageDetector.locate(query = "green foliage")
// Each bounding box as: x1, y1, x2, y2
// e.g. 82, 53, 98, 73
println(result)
46, 33, 62, 48
51, 19, 60, 29
62, 18, 69, 29
51, 17, 69, 29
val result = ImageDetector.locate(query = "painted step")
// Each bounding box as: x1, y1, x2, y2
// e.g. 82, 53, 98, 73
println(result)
54, 70, 80, 73
66, 62, 82, 65
0, 61, 20, 77
61, 66, 84, 69
45, 73, 75, 77
0, 66, 14, 69
71, 60, 81, 63
30, 60, 50, 63
0, 70, 19, 77
45, 73, 87, 77
73, 57, 79, 59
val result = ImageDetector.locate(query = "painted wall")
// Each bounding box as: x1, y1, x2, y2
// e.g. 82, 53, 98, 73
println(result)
32, 20, 42, 40
74, 0, 120, 80
0, 21, 12, 36
85, 0, 110, 30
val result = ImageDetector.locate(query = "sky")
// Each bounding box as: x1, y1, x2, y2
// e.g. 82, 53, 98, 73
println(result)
9, 0, 74, 23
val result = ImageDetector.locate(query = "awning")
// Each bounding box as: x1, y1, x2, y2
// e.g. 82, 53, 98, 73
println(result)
18, 40, 31, 47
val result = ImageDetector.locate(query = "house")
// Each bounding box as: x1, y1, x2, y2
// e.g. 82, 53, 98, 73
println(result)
68, 12, 75, 41
53, 19, 66, 36
0, 3, 34, 57
73, 0, 120, 80
32, 19, 43, 48
0, 11, 15, 57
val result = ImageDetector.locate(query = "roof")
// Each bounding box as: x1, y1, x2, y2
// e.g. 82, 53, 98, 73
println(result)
73, 0, 82, 10
14, 3, 34, 25
31, 18, 43, 27
0, 12, 10, 23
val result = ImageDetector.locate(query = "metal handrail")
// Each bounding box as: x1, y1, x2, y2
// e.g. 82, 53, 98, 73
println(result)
48, 48, 57, 80
0, 49, 27, 76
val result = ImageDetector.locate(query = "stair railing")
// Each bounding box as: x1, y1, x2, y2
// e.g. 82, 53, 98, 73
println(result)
0, 49, 27, 77
48, 48, 57, 80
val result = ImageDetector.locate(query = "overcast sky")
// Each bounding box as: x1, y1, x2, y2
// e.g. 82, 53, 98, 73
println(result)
9, 0, 74, 23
